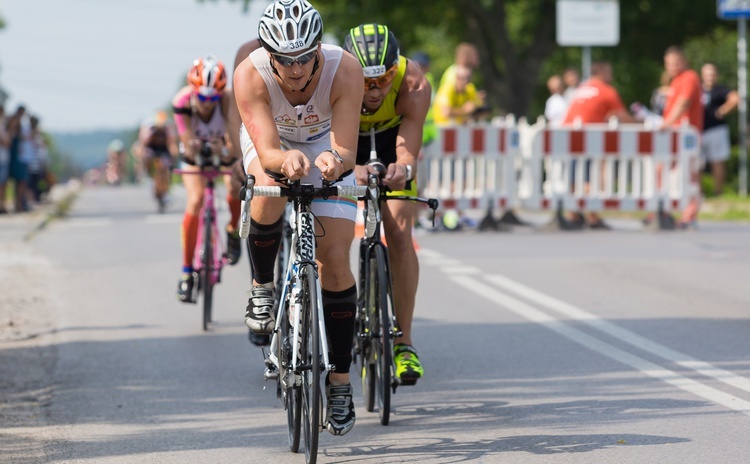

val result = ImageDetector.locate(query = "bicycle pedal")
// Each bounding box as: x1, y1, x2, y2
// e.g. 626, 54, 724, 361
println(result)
397, 376, 418, 386
264, 368, 279, 381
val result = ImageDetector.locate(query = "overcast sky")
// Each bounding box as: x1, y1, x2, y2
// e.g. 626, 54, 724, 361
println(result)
0, 0, 266, 132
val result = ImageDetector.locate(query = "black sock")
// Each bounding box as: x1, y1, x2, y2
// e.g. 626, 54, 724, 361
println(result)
322, 285, 357, 374
247, 216, 283, 285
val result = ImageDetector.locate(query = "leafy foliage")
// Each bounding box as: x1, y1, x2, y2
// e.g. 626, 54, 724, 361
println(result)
222, 0, 733, 121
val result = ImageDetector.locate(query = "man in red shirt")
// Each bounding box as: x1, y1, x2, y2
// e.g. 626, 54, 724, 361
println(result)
659, 46, 703, 228
660, 47, 704, 131
563, 61, 635, 125
562, 61, 637, 228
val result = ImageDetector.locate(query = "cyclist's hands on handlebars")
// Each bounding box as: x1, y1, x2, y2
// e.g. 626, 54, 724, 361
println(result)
382, 163, 410, 191
281, 150, 310, 181
315, 150, 344, 182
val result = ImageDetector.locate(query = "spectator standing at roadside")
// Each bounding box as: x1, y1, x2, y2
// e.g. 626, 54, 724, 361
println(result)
7, 105, 31, 213
439, 42, 480, 90
660, 46, 704, 228
411, 51, 437, 146
651, 71, 671, 118
544, 75, 568, 126
700, 62, 738, 196
0, 105, 10, 213
433, 64, 486, 126
26, 116, 48, 203
562, 66, 580, 104
562, 61, 638, 228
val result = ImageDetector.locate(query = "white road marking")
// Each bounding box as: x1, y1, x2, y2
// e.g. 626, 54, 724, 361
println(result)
484, 273, 750, 395
451, 274, 750, 416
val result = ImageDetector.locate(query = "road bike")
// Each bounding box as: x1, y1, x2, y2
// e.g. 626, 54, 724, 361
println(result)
239, 170, 368, 464
174, 143, 234, 331
353, 159, 438, 426
151, 151, 173, 213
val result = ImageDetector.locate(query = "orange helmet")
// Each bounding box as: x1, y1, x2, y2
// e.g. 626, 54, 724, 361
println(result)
188, 55, 227, 98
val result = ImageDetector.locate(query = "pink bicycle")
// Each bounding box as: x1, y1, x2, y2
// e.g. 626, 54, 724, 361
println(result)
175, 143, 234, 331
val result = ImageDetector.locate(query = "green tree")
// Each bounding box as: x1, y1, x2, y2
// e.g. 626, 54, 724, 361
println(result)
221, 0, 731, 120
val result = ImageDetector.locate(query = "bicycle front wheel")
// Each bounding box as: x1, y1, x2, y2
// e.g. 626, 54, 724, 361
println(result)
201, 209, 214, 331
300, 266, 321, 464
281, 290, 302, 453
359, 240, 376, 413
372, 244, 393, 425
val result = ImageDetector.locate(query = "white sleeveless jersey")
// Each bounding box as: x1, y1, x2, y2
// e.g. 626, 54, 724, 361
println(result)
192, 102, 226, 141
249, 44, 341, 143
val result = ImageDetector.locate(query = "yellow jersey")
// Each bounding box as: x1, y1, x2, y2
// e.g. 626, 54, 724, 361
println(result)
359, 56, 407, 134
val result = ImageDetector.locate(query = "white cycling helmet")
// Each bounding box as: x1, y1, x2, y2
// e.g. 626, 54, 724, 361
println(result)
258, 0, 323, 54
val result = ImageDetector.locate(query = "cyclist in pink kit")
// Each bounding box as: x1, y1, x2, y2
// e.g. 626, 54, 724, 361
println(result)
173, 55, 243, 303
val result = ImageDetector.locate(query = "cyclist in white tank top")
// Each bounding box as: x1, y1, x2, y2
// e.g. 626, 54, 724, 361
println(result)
234, 0, 364, 437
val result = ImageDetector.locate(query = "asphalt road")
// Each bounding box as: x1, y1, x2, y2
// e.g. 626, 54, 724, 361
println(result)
3, 182, 750, 463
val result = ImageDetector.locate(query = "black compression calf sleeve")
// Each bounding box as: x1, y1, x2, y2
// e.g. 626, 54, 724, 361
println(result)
247, 216, 283, 284
322, 285, 357, 374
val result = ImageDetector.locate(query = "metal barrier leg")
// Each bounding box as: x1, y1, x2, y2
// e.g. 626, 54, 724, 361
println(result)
497, 209, 530, 227
478, 205, 500, 231
642, 200, 676, 231
542, 200, 584, 231
477, 204, 512, 232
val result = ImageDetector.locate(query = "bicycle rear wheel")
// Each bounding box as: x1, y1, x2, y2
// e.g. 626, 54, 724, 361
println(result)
201, 209, 214, 331
300, 266, 321, 464
372, 245, 393, 425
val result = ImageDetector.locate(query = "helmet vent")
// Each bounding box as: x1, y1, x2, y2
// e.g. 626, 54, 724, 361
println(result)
299, 18, 309, 39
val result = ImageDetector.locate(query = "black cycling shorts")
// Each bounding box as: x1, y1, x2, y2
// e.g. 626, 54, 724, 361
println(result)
356, 125, 399, 166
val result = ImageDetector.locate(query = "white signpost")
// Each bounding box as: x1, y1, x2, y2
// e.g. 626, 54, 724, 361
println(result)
556, 0, 620, 79
718, 0, 750, 196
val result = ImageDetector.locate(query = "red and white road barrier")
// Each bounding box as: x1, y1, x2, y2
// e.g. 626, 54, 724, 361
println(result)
420, 116, 520, 214
418, 118, 700, 229
516, 119, 701, 214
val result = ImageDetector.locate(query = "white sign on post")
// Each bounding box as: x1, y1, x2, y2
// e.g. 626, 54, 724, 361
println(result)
556, 0, 620, 46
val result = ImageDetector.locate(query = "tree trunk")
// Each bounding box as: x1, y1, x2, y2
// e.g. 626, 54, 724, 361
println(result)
463, 0, 557, 119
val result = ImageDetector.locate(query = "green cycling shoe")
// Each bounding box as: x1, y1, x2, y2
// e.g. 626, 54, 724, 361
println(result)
394, 344, 423, 385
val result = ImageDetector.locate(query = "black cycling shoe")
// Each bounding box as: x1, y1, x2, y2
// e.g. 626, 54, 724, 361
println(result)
226, 230, 241, 265
176, 274, 196, 303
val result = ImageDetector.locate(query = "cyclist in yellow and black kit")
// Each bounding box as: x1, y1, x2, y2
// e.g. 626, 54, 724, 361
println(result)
344, 24, 431, 385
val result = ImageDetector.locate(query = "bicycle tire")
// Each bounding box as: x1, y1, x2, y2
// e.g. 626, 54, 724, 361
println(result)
359, 241, 376, 413
300, 266, 321, 464
372, 244, 393, 425
282, 291, 302, 453
275, 213, 292, 299
201, 209, 214, 331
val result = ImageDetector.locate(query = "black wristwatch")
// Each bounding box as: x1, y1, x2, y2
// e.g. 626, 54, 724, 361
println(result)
325, 148, 344, 165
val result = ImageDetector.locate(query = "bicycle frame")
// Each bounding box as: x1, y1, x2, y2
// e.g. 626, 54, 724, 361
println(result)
266, 192, 333, 387
354, 149, 439, 423
175, 167, 231, 283
240, 173, 368, 461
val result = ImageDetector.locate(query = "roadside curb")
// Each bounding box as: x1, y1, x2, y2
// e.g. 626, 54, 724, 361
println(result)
23, 179, 82, 242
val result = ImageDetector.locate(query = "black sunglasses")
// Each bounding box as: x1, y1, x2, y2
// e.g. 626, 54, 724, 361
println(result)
272, 48, 317, 67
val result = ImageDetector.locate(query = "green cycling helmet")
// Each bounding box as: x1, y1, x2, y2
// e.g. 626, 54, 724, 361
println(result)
344, 24, 400, 78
